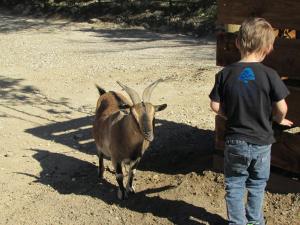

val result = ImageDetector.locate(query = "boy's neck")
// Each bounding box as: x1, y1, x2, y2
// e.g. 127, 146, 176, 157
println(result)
239, 52, 266, 63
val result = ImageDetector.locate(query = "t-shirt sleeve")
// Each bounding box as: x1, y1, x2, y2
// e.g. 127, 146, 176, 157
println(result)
269, 72, 290, 102
209, 72, 222, 102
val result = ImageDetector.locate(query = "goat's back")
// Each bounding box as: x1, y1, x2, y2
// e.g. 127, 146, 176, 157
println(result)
95, 91, 131, 117
93, 91, 132, 154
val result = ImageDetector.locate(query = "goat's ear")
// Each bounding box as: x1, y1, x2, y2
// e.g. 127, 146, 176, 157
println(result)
119, 104, 130, 115
155, 104, 167, 112
119, 103, 131, 110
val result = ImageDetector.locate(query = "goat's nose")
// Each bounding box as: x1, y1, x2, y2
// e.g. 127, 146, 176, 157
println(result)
144, 131, 154, 142
145, 135, 154, 142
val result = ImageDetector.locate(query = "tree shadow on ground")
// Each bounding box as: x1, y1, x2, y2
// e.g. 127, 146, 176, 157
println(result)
21, 149, 227, 225
0, 75, 92, 124
0, 9, 72, 33
0, 9, 216, 49
1, 0, 216, 36
72, 27, 216, 60
75, 27, 215, 44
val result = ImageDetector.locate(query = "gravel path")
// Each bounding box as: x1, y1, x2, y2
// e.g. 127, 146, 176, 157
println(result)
0, 9, 299, 225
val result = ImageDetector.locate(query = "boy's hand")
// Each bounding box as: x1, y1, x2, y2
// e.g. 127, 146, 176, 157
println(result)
210, 101, 227, 119
278, 118, 293, 127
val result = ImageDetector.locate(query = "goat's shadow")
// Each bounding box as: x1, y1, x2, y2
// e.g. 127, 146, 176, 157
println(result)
22, 149, 226, 225
26, 115, 96, 155
24, 116, 226, 224
26, 116, 215, 175
25, 115, 228, 224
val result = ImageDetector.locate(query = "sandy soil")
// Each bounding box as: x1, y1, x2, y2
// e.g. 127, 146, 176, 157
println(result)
0, 9, 299, 225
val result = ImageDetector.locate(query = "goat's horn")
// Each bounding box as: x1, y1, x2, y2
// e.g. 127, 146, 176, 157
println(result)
142, 79, 163, 102
116, 81, 141, 105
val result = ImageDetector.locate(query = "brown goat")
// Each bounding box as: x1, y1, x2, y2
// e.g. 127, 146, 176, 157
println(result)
92, 79, 167, 199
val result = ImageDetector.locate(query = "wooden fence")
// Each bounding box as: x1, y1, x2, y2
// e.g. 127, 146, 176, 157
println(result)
216, 0, 300, 174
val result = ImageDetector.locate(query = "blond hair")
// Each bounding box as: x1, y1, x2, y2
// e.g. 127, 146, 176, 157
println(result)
236, 17, 275, 56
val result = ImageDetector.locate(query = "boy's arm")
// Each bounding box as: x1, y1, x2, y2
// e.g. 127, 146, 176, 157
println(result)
272, 99, 293, 126
210, 101, 227, 119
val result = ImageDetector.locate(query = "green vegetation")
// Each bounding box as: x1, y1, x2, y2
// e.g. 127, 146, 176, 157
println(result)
0, 0, 217, 35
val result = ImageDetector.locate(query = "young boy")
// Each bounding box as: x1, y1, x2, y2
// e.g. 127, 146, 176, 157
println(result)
209, 17, 293, 225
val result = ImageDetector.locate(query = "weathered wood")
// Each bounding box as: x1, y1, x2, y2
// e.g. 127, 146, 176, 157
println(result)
216, 33, 300, 80
216, 32, 239, 67
272, 132, 300, 174
217, 0, 300, 30
285, 86, 300, 126
215, 115, 226, 150
214, 115, 300, 174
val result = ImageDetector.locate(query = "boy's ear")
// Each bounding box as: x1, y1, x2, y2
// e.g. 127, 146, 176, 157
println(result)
155, 104, 167, 112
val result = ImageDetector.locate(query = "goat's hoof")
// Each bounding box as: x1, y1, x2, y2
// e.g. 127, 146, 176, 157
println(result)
126, 186, 135, 194
97, 175, 104, 183
98, 175, 103, 181
117, 188, 128, 200
98, 169, 104, 179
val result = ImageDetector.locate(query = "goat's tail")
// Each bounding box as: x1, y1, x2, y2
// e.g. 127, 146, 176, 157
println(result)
95, 84, 106, 95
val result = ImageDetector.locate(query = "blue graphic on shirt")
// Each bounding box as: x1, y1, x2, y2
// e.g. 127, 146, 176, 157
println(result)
239, 67, 255, 84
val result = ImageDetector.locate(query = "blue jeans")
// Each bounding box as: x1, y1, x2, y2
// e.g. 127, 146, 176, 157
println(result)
224, 140, 271, 225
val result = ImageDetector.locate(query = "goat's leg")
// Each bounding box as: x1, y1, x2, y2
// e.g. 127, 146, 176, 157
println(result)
113, 161, 127, 200
98, 152, 104, 180
126, 158, 140, 194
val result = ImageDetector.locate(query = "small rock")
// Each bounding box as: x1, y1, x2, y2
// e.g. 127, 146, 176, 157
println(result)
89, 18, 101, 24
153, 175, 159, 180
4, 153, 12, 157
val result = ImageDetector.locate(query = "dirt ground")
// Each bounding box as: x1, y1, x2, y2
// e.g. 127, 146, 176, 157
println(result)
0, 9, 299, 225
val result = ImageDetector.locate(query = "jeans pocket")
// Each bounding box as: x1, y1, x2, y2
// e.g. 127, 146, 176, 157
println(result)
226, 152, 247, 164
225, 151, 248, 175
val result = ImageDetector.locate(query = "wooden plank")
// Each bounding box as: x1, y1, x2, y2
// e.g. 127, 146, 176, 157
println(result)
216, 33, 300, 80
272, 132, 300, 174
216, 32, 240, 67
217, 0, 300, 30
215, 115, 226, 150
285, 86, 300, 126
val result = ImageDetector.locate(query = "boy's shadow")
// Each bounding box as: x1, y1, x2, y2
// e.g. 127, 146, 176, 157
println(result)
20, 149, 227, 225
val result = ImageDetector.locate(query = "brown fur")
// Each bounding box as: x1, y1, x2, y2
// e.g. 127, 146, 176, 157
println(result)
92, 86, 166, 199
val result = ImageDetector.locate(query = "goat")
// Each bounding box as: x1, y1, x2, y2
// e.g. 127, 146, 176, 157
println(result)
92, 79, 167, 199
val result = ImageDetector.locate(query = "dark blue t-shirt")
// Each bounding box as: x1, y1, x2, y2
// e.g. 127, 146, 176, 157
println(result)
209, 62, 290, 145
